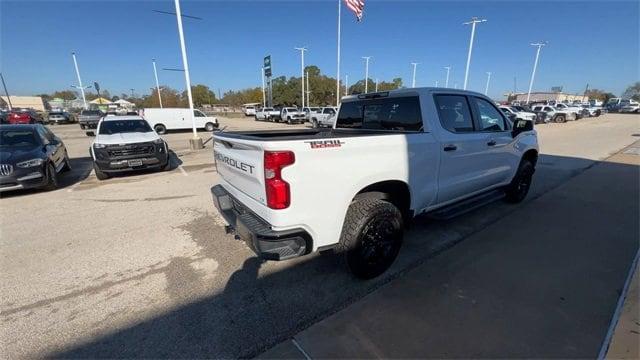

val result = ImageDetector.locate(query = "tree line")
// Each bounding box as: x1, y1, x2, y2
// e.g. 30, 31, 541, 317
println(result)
35, 66, 640, 109
36, 65, 404, 109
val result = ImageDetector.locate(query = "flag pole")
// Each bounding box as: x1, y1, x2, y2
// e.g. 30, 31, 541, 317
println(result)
336, 0, 341, 107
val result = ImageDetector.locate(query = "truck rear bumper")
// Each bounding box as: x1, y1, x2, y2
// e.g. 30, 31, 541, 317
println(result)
211, 184, 311, 260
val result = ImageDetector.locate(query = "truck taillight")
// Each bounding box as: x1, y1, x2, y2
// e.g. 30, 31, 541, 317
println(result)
264, 151, 295, 209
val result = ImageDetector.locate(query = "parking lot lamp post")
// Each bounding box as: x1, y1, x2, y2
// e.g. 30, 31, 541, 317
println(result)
336, 0, 341, 106
435, 80, 439, 87
444, 66, 451, 88
71, 52, 88, 109
295, 47, 307, 108
375, 78, 379, 92
306, 71, 310, 107
362, 56, 371, 93
0, 73, 12, 110
462, 17, 486, 90
411, 62, 419, 88
484, 71, 491, 95
261, 67, 266, 108
152, 59, 163, 108
174, 0, 202, 149
526, 42, 546, 104
345, 75, 348, 96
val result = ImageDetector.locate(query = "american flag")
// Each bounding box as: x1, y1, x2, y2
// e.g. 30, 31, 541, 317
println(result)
344, 0, 364, 21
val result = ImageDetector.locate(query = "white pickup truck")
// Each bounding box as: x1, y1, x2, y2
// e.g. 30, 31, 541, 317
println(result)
310, 107, 338, 128
212, 88, 539, 278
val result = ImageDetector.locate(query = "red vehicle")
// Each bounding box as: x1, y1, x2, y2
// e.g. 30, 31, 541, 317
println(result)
7, 109, 44, 124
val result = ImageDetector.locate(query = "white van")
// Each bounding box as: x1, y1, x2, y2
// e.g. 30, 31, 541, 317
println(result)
142, 108, 218, 134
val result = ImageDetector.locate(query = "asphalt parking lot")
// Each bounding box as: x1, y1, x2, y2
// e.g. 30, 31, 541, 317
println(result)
1, 113, 639, 358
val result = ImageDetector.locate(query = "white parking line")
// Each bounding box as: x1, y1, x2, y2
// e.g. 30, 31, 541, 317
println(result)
178, 165, 189, 177
292, 338, 312, 360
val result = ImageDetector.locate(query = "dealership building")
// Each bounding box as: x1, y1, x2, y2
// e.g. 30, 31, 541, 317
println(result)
509, 92, 588, 104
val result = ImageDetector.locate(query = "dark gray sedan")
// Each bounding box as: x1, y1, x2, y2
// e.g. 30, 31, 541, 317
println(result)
0, 124, 70, 192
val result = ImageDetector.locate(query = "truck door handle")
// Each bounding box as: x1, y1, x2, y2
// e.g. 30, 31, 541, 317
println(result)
443, 144, 457, 152
487, 140, 497, 146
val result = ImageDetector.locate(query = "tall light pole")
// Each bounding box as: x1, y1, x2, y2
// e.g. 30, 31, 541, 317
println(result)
462, 17, 486, 90
345, 74, 349, 96
261, 67, 266, 108
152, 59, 163, 108
306, 71, 311, 107
174, 0, 202, 149
435, 80, 439, 87
444, 66, 451, 88
0, 73, 13, 110
130, 88, 135, 98
375, 78, 379, 92
411, 62, 419, 88
294, 47, 307, 108
71, 52, 88, 109
526, 42, 546, 104
336, 0, 342, 106
362, 56, 371, 93
484, 71, 491, 95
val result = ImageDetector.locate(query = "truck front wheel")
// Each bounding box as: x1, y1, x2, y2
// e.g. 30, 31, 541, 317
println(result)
505, 159, 534, 203
338, 199, 404, 279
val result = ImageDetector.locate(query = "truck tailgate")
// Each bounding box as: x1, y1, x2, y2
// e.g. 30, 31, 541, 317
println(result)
213, 137, 266, 205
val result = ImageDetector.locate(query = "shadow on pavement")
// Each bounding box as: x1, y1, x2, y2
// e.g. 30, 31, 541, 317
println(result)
49, 153, 639, 359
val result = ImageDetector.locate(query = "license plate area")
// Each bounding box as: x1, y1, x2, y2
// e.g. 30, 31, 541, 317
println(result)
128, 159, 143, 167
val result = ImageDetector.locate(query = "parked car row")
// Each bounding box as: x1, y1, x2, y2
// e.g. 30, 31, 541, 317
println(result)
0, 111, 182, 193
79, 108, 219, 135
606, 98, 640, 113
254, 106, 339, 127
500, 101, 606, 124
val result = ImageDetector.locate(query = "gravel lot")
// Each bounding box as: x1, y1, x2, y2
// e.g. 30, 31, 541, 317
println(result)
0, 113, 638, 358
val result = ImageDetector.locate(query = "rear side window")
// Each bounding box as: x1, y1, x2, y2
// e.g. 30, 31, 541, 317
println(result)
434, 95, 474, 133
335, 96, 422, 131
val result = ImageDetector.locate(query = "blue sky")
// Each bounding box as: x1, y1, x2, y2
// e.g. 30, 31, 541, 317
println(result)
1, 0, 638, 100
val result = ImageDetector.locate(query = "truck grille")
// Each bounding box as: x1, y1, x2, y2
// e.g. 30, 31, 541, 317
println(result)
0, 164, 13, 176
107, 144, 154, 157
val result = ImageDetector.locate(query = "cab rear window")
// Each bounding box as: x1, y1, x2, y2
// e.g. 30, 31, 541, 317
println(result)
335, 96, 423, 131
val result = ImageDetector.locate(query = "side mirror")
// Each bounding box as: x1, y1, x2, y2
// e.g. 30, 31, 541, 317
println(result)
512, 119, 533, 137
86, 131, 95, 136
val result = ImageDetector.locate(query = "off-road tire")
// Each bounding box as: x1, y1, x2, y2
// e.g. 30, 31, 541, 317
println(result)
505, 159, 535, 203
337, 199, 404, 279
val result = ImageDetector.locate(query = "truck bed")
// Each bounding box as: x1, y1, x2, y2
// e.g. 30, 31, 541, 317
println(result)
214, 128, 409, 141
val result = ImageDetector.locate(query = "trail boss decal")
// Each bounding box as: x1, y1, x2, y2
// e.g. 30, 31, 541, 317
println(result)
214, 153, 255, 174
305, 139, 344, 149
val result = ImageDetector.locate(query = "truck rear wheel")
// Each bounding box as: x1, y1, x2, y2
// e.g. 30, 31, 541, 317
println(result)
505, 159, 534, 203
337, 198, 403, 279
154, 124, 167, 134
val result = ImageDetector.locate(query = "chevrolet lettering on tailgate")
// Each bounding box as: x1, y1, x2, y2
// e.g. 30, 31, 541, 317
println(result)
215, 153, 255, 174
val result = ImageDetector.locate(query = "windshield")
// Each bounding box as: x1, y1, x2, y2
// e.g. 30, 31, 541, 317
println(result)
0, 130, 40, 147
81, 110, 102, 116
98, 120, 152, 135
